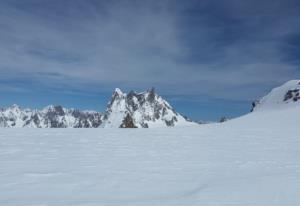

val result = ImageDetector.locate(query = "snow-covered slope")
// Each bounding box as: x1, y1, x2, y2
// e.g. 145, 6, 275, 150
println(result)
251, 80, 300, 112
1, 103, 300, 205
101, 88, 194, 128
0, 105, 102, 128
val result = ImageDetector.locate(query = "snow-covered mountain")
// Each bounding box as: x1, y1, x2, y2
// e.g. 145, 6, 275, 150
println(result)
101, 88, 194, 128
0, 88, 195, 128
0, 105, 102, 128
2, 81, 299, 128
251, 80, 300, 112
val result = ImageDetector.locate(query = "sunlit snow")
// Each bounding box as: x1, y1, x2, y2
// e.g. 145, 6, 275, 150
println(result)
1, 106, 300, 206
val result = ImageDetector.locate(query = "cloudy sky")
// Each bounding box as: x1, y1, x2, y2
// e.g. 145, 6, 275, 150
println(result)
0, 0, 299, 120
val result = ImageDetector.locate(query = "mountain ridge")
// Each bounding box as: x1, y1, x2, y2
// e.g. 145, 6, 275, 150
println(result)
2, 80, 299, 128
0, 88, 195, 128
0, 104, 102, 128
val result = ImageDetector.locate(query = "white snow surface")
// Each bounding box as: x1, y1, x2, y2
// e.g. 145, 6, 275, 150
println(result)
1, 106, 300, 205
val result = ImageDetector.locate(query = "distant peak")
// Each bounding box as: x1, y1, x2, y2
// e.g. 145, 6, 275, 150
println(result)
43, 105, 54, 110
102, 87, 195, 128
42, 105, 64, 112
8, 104, 21, 110
147, 87, 155, 93
114, 88, 124, 95
46, 105, 65, 110
11, 104, 20, 108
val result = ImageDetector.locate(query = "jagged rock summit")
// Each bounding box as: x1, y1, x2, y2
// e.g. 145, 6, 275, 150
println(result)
251, 80, 300, 112
101, 88, 194, 128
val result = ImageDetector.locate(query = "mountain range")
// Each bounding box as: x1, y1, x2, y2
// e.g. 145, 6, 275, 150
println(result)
1, 80, 299, 128
0, 88, 194, 128
0, 104, 102, 128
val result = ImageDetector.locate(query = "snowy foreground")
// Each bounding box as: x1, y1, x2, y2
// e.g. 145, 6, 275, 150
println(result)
1, 107, 300, 206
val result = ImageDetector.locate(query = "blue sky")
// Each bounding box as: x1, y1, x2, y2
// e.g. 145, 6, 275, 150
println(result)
0, 0, 300, 121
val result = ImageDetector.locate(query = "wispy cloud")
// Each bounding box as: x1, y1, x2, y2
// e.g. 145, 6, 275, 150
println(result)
0, 0, 299, 101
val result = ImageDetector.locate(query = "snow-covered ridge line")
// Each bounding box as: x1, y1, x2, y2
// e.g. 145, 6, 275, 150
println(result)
3, 79, 299, 128
251, 80, 300, 112
0, 104, 102, 128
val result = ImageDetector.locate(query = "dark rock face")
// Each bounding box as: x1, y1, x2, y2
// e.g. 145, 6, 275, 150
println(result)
284, 89, 300, 102
147, 87, 156, 103
250, 101, 259, 112
120, 113, 137, 128
29, 113, 41, 127
219, 117, 228, 123
54, 106, 65, 115
66, 111, 102, 128
0, 116, 7, 127
165, 116, 177, 126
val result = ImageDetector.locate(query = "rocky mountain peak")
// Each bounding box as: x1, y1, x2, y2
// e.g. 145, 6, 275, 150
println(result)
113, 88, 125, 97
7, 104, 21, 112
10, 104, 20, 109
101, 88, 194, 128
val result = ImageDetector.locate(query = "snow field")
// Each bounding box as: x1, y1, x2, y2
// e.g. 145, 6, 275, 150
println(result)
0, 106, 300, 205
